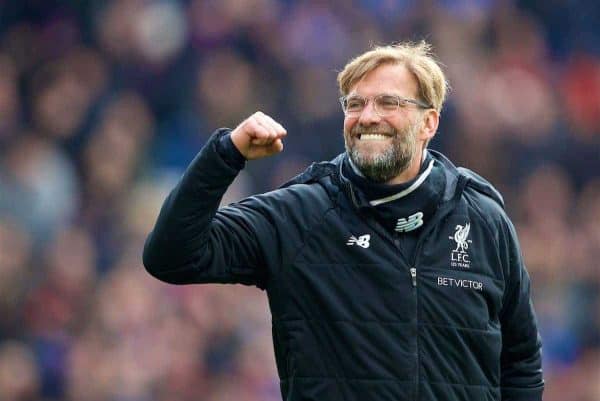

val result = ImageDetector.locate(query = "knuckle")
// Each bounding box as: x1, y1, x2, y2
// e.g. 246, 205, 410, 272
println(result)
245, 119, 257, 130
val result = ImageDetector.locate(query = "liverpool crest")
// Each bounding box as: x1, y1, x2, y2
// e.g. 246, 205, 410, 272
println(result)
449, 223, 472, 268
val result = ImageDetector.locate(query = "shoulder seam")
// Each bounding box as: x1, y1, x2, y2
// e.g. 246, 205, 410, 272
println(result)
463, 189, 502, 255
463, 177, 505, 209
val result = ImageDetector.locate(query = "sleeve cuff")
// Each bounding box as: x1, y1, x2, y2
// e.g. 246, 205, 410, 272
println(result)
216, 130, 246, 170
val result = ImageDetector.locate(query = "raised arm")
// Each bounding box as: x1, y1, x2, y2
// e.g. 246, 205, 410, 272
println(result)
142, 112, 286, 289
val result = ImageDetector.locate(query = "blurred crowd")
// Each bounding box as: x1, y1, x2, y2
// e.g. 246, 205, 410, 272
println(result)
0, 0, 598, 400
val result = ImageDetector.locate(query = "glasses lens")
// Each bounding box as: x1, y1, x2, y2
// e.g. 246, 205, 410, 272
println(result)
344, 96, 365, 114
375, 95, 400, 116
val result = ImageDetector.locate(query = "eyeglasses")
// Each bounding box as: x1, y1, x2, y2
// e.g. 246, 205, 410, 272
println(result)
339, 94, 431, 117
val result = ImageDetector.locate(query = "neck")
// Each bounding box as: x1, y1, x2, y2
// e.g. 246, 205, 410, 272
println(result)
385, 147, 426, 185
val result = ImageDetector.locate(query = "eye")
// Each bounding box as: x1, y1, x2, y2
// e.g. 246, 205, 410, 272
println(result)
377, 95, 400, 110
345, 97, 365, 112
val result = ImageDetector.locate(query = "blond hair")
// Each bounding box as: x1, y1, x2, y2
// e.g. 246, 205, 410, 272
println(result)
337, 41, 448, 113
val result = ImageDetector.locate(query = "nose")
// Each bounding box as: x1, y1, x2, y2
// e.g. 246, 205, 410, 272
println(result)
357, 100, 381, 126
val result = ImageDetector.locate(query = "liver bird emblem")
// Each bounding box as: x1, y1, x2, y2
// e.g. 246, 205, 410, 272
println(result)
451, 223, 471, 253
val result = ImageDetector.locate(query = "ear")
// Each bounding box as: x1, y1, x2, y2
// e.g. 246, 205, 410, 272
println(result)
420, 109, 439, 142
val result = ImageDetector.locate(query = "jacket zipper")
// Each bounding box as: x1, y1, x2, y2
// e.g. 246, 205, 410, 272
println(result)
409, 193, 463, 401
410, 265, 419, 401
358, 212, 423, 400
410, 213, 444, 401
410, 220, 435, 401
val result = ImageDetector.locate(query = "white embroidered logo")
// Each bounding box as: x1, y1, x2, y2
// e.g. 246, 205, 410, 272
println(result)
395, 212, 424, 233
346, 234, 371, 248
449, 223, 472, 268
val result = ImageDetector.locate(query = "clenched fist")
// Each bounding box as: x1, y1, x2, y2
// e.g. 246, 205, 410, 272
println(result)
230, 112, 287, 160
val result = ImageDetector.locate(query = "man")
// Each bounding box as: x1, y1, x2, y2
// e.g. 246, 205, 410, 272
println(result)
143, 41, 544, 401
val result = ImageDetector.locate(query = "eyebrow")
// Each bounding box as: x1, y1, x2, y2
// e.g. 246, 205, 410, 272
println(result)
346, 92, 404, 98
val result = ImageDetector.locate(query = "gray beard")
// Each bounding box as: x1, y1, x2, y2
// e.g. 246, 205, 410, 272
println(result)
345, 123, 419, 183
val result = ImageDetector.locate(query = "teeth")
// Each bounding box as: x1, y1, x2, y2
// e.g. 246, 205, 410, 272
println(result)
359, 134, 389, 141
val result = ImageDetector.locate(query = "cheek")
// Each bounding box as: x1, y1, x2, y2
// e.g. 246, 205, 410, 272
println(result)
343, 117, 356, 135
384, 116, 406, 133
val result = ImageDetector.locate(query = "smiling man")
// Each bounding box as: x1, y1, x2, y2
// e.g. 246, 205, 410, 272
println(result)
143, 41, 544, 401
342, 62, 437, 185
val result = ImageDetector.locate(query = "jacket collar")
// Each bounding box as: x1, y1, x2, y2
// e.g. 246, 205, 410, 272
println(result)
279, 149, 504, 211
336, 151, 461, 211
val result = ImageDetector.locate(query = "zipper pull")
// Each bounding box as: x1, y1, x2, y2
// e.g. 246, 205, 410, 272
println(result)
410, 267, 417, 287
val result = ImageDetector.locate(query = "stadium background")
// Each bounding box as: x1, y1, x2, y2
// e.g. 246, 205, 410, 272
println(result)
0, 0, 598, 400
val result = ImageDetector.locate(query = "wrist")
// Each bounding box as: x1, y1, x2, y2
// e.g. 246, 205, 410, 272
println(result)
216, 131, 246, 170
229, 128, 248, 157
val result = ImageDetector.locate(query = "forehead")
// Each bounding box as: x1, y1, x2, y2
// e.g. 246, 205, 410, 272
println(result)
349, 63, 418, 97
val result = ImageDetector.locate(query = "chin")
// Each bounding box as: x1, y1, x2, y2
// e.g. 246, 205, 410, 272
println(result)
353, 139, 395, 159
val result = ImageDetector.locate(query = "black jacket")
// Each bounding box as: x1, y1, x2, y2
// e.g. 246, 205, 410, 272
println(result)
143, 129, 544, 401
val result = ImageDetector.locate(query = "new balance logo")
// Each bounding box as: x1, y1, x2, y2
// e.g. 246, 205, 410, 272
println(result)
395, 212, 424, 232
346, 234, 370, 248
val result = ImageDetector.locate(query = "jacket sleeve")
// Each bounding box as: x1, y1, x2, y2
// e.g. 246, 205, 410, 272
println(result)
498, 218, 544, 401
142, 129, 275, 289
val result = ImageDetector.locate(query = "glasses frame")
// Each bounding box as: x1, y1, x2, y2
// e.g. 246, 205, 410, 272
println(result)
339, 93, 432, 117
